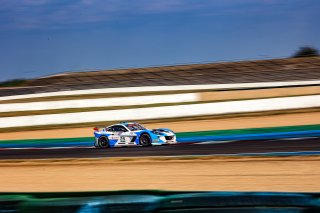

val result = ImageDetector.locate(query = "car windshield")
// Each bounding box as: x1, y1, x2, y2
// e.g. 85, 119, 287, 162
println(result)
126, 123, 146, 131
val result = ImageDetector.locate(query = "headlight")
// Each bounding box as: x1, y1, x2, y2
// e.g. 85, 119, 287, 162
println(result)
159, 136, 166, 141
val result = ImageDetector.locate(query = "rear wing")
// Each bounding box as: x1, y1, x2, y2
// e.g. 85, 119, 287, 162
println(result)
93, 126, 105, 132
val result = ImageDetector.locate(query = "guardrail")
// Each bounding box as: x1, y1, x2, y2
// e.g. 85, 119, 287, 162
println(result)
0, 95, 319, 129
0, 93, 198, 112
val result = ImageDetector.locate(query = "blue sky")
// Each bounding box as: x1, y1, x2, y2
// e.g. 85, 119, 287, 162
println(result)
0, 0, 319, 81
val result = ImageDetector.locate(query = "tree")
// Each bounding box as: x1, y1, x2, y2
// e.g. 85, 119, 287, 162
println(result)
292, 46, 319, 58
0, 79, 27, 87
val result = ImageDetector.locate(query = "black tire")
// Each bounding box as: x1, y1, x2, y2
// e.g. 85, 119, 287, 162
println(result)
139, 133, 152, 147
98, 136, 109, 148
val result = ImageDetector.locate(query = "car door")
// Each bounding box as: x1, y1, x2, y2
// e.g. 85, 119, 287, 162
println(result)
104, 125, 123, 143
119, 129, 138, 145
110, 125, 128, 143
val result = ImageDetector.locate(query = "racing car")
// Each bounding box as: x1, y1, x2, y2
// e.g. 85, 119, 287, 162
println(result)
93, 122, 177, 148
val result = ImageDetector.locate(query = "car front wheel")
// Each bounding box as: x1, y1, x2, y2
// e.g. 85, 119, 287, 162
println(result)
139, 133, 152, 147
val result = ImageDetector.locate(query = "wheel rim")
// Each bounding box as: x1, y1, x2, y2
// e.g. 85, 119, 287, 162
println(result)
99, 137, 108, 147
140, 135, 150, 145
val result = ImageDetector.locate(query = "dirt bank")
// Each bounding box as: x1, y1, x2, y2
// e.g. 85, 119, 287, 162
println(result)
1, 156, 320, 192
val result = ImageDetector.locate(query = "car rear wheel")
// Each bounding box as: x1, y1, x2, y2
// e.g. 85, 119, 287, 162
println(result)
139, 133, 152, 147
98, 136, 109, 148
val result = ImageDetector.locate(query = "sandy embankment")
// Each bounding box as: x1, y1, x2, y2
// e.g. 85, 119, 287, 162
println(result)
1, 156, 320, 192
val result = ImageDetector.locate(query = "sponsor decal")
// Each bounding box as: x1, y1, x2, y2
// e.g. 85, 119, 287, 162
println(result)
120, 136, 125, 142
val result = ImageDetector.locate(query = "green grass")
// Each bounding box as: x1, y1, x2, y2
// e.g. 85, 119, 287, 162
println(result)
0, 79, 28, 87
176, 123, 320, 137
0, 137, 93, 145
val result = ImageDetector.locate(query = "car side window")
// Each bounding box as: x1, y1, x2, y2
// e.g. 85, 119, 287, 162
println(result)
112, 125, 128, 132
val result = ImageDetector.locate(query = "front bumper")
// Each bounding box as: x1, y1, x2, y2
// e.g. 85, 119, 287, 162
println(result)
152, 135, 177, 145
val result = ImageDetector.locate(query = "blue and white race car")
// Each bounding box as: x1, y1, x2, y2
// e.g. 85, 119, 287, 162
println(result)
93, 122, 176, 148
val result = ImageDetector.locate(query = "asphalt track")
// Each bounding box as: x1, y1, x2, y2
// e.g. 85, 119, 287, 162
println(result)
0, 137, 320, 160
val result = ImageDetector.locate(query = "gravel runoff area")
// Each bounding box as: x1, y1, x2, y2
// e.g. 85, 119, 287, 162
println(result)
1, 156, 320, 192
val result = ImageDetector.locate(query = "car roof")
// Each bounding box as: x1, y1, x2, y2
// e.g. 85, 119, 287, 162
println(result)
119, 121, 139, 126
106, 122, 138, 127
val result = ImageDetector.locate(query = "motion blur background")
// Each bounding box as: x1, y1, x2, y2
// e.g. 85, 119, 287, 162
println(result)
1, 0, 320, 212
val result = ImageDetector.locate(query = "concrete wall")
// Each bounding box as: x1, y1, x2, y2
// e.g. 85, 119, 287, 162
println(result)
0, 95, 319, 128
